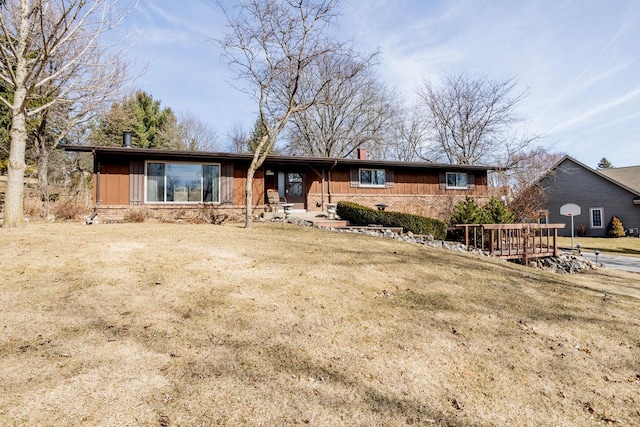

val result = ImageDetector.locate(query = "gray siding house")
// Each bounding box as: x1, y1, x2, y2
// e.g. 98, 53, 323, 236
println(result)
537, 156, 640, 237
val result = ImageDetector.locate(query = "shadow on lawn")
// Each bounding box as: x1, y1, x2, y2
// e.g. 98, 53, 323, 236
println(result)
255, 341, 475, 427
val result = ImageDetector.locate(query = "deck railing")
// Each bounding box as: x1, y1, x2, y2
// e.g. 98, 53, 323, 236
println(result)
456, 223, 566, 264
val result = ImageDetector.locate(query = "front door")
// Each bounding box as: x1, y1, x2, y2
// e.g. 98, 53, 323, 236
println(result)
281, 171, 305, 209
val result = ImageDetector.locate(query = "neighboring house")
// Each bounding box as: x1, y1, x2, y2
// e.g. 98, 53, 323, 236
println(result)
535, 156, 640, 237
63, 142, 494, 222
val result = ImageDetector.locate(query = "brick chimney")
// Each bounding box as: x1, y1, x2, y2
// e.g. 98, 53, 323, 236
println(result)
357, 148, 367, 160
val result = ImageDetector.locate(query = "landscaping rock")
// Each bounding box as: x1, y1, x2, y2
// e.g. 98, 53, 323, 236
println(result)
533, 254, 597, 273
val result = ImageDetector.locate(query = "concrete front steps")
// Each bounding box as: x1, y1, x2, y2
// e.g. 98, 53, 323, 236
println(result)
312, 219, 349, 228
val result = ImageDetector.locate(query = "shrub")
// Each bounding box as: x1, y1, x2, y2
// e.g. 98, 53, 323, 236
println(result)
52, 197, 87, 220
450, 196, 485, 225
336, 201, 447, 239
575, 224, 587, 237
482, 196, 515, 224
123, 208, 149, 223
606, 215, 625, 238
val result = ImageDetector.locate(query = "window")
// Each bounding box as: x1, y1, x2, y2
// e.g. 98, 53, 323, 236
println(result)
359, 168, 386, 187
446, 172, 468, 189
590, 208, 604, 228
146, 162, 220, 203
537, 210, 549, 225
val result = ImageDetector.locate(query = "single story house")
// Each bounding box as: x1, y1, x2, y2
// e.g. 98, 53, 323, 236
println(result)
63, 142, 495, 222
535, 156, 640, 237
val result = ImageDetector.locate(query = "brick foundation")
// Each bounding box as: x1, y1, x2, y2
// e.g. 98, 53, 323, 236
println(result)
95, 204, 264, 223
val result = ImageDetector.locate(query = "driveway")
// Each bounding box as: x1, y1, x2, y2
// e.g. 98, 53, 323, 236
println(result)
579, 251, 640, 273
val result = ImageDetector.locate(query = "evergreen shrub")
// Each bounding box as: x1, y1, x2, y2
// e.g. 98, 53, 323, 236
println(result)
606, 215, 625, 238
336, 201, 447, 239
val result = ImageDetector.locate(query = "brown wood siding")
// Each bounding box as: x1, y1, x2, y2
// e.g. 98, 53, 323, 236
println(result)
221, 163, 234, 205
232, 167, 265, 206
312, 167, 488, 196
129, 161, 144, 205
100, 162, 130, 205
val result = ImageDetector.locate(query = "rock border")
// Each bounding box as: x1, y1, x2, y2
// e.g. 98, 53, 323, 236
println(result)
277, 216, 598, 274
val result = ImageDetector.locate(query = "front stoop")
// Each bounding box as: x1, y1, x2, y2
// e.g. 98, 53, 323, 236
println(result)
313, 219, 350, 228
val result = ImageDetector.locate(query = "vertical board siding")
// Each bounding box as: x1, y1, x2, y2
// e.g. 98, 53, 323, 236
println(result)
233, 167, 245, 206
221, 163, 234, 205
323, 168, 486, 197
100, 162, 130, 205
129, 161, 144, 205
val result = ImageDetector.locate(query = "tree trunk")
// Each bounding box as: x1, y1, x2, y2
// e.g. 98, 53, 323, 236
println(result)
3, 0, 30, 228
3, 108, 28, 228
244, 162, 258, 228
3, 113, 27, 227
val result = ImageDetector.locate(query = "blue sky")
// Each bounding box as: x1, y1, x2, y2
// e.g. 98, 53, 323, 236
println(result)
125, 0, 640, 168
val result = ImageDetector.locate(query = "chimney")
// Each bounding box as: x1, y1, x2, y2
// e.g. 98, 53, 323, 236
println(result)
122, 131, 132, 148
357, 148, 367, 160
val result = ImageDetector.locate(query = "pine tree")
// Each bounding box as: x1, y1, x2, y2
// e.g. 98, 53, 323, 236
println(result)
597, 158, 614, 169
450, 196, 485, 225
482, 197, 515, 224
247, 117, 271, 154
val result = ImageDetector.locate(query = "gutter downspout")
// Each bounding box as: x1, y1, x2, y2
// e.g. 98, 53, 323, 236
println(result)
320, 167, 325, 209
87, 151, 99, 224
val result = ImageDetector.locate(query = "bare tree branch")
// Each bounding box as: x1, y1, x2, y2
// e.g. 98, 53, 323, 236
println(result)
216, 0, 348, 227
417, 72, 534, 166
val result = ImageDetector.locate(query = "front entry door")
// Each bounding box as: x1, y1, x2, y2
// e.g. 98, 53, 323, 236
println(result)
285, 172, 305, 209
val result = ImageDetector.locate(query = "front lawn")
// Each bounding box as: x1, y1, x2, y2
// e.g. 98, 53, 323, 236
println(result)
557, 235, 640, 256
1, 223, 639, 426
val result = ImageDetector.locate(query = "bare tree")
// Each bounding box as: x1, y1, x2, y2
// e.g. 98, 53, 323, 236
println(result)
498, 147, 566, 221
285, 51, 396, 159
0, 0, 132, 227
381, 104, 428, 162
175, 111, 219, 152
417, 73, 536, 166
217, 0, 350, 227
224, 122, 249, 153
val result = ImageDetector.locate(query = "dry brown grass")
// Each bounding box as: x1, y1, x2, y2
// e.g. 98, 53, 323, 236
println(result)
1, 223, 639, 426
557, 236, 640, 257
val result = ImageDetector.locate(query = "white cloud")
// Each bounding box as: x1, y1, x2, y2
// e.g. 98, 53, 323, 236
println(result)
123, 0, 640, 166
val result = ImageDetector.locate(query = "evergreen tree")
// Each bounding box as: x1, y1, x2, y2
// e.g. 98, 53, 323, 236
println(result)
483, 196, 515, 224
606, 215, 625, 238
450, 196, 485, 225
90, 91, 178, 148
597, 158, 614, 169
247, 117, 270, 154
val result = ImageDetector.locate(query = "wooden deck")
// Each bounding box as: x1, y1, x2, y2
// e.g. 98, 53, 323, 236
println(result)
456, 223, 566, 264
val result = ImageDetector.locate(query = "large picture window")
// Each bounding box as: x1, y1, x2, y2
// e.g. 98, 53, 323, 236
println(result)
359, 168, 386, 187
146, 162, 220, 203
446, 172, 468, 189
590, 207, 604, 228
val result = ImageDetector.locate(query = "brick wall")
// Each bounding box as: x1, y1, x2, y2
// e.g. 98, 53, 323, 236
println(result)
96, 204, 262, 223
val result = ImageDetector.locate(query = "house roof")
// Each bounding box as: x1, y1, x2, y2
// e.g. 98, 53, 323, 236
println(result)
62, 145, 498, 172
537, 155, 640, 197
598, 166, 640, 193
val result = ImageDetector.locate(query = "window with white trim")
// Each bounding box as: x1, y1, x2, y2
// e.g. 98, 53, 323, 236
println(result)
446, 172, 468, 189
359, 168, 386, 187
590, 207, 604, 228
537, 210, 549, 225
146, 162, 220, 203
